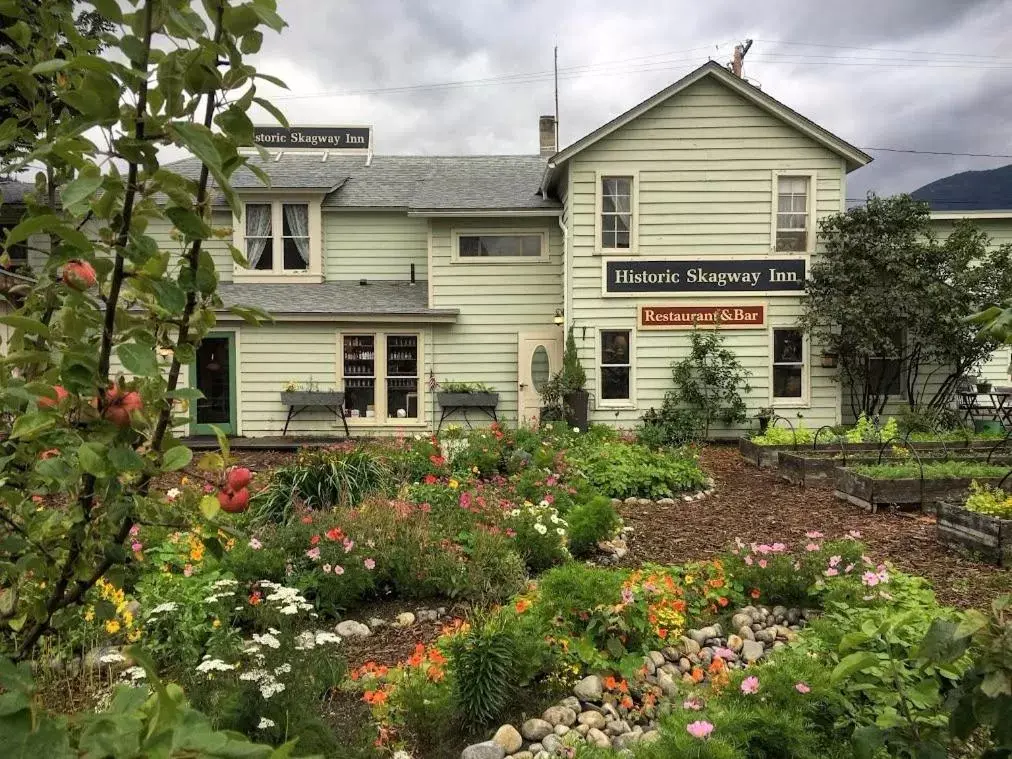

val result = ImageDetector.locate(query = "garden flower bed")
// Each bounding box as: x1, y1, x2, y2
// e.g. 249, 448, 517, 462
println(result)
833, 460, 1012, 512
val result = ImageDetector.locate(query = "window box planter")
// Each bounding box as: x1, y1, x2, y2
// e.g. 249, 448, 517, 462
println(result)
437, 392, 499, 408
281, 390, 345, 407
833, 467, 1009, 513
936, 501, 1012, 566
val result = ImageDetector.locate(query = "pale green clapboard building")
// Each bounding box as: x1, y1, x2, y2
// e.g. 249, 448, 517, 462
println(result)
2, 60, 1010, 437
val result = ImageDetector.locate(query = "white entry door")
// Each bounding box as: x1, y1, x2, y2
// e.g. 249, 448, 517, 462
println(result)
517, 330, 564, 426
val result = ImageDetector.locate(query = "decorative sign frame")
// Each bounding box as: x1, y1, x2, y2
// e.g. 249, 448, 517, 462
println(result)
603, 257, 806, 296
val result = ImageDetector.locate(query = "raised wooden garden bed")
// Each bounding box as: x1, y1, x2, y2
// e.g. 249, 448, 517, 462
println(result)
778, 450, 1012, 488
833, 469, 1009, 513
936, 501, 1012, 566
739, 436, 1003, 469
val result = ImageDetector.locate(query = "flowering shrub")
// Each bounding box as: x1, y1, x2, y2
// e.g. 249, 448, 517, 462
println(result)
506, 499, 569, 572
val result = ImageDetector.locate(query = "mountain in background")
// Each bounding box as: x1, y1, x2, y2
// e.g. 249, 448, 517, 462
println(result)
911, 163, 1012, 211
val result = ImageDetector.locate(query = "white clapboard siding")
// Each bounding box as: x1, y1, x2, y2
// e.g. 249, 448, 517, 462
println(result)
324, 212, 428, 281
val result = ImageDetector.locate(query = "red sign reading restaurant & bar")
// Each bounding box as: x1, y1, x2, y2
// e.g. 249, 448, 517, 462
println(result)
638, 305, 766, 329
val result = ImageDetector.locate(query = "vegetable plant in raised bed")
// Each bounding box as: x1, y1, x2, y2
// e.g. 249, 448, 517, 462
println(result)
834, 459, 1012, 512
936, 481, 1012, 566
777, 448, 1012, 488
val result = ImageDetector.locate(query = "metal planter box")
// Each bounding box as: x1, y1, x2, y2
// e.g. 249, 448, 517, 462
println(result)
437, 392, 499, 408
281, 391, 345, 406
833, 469, 1008, 513
937, 502, 1012, 566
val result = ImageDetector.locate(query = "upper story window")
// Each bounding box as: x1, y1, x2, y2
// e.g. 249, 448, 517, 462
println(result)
452, 230, 548, 263
775, 176, 810, 252
235, 198, 322, 282
600, 176, 633, 250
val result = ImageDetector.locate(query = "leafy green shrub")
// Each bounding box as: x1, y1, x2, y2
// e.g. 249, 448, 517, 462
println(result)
447, 612, 519, 727
638, 394, 701, 447
749, 422, 817, 446
569, 439, 707, 499
853, 460, 1009, 480
536, 563, 626, 626
440, 381, 495, 393
566, 496, 622, 557
843, 413, 899, 443
964, 480, 1012, 518
669, 328, 752, 438
506, 500, 570, 572
249, 447, 387, 524
459, 530, 529, 604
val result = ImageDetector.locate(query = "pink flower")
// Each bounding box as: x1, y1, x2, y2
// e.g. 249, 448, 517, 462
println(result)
771, 542, 786, 552
364, 558, 376, 570
686, 721, 714, 739
805, 530, 824, 539
131, 541, 143, 553
203, 483, 214, 493
805, 543, 821, 552
506, 528, 516, 538
343, 538, 355, 553
848, 530, 862, 539
740, 676, 760, 694
758, 559, 768, 569
713, 647, 735, 660
459, 492, 472, 510
795, 682, 811, 694
844, 563, 854, 573
248, 538, 262, 550
129, 524, 140, 537
756, 544, 772, 555
829, 555, 842, 567
322, 564, 332, 573
306, 547, 321, 561
621, 587, 635, 604
682, 697, 703, 711
824, 567, 839, 577
183, 564, 193, 577
744, 555, 754, 566
333, 564, 344, 575
862, 571, 880, 586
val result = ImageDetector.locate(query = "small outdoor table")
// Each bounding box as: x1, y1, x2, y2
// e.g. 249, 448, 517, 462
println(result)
435, 392, 499, 433
957, 391, 1012, 428
280, 391, 350, 436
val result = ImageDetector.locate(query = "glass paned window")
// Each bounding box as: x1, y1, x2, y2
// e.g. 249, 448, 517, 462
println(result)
343, 335, 375, 419
776, 176, 809, 252
282, 203, 310, 271
868, 329, 904, 396
600, 329, 631, 400
601, 176, 632, 249
772, 328, 805, 399
245, 203, 273, 270
386, 335, 418, 420
458, 234, 542, 258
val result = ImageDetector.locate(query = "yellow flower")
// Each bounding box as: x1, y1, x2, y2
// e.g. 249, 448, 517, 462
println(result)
122, 610, 134, 627
105, 620, 121, 634
181, 476, 190, 485
84, 607, 95, 622
127, 629, 142, 642
448, 478, 459, 490
212, 618, 221, 628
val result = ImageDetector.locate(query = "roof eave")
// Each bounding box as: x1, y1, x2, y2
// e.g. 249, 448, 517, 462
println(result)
929, 209, 1012, 220
215, 309, 459, 323
406, 207, 562, 217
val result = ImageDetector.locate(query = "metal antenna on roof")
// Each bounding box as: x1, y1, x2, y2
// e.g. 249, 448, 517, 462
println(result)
553, 45, 559, 147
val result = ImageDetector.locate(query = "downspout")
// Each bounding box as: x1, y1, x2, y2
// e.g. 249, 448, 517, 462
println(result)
558, 215, 568, 335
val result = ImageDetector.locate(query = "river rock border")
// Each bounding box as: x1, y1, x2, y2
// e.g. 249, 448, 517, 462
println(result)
461, 604, 812, 759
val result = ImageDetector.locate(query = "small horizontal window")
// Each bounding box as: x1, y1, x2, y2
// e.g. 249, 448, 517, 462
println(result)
458, 234, 542, 258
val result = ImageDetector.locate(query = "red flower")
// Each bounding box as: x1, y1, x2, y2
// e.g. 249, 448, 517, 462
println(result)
423, 474, 438, 485
429, 454, 445, 466
325, 527, 343, 541
750, 588, 761, 599
310, 534, 321, 546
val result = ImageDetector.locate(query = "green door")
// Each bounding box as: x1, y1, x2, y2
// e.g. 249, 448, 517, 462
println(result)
189, 333, 237, 436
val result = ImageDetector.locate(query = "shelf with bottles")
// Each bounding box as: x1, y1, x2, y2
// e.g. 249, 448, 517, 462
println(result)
343, 377, 375, 389
343, 335, 375, 364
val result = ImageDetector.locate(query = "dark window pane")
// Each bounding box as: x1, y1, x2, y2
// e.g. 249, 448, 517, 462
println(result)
281, 203, 308, 235
773, 366, 803, 398
195, 338, 231, 424
773, 330, 803, 363
283, 237, 308, 270
344, 380, 375, 419
386, 335, 417, 376
615, 230, 630, 248
776, 230, 806, 252
601, 367, 630, 400
245, 203, 271, 236
458, 234, 541, 258
387, 378, 418, 419
601, 330, 630, 364
248, 240, 273, 270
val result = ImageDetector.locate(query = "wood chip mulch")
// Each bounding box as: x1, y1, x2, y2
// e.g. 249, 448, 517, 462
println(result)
618, 444, 1010, 609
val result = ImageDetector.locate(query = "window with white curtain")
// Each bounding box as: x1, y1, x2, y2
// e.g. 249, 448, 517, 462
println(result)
775, 176, 809, 252
241, 201, 311, 273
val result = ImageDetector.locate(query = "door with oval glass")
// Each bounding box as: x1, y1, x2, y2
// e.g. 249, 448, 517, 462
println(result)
517, 330, 563, 425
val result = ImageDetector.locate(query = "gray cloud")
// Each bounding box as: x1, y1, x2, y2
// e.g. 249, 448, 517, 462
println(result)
250, 0, 1012, 195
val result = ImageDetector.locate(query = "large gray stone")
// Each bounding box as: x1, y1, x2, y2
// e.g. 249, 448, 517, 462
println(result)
461, 742, 504, 759
553, 724, 570, 736
647, 650, 666, 668
727, 634, 744, 652
335, 620, 371, 638
679, 635, 701, 655
657, 670, 678, 696
731, 612, 751, 630
491, 724, 522, 754
573, 675, 603, 702
577, 710, 606, 730
541, 734, 563, 755
586, 729, 611, 748
742, 639, 765, 663
542, 705, 577, 727
641, 730, 661, 745
559, 696, 581, 713
606, 720, 631, 736
521, 718, 553, 741
613, 733, 640, 750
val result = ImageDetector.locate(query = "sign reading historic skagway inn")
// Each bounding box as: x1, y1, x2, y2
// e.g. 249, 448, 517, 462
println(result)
252, 125, 372, 150
604, 258, 806, 295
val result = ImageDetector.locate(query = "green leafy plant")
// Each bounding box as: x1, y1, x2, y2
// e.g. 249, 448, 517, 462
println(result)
447, 612, 519, 727
669, 328, 752, 438
566, 495, 622, 557
852, 460, 1010, 480
540, 325, 587, 420
750, 422, 818, 446
638, 393, 701, 447
568, 437, 707, 499
844, 414, 900, 444
964, 480, 1012, 518
439, 381, 496, 394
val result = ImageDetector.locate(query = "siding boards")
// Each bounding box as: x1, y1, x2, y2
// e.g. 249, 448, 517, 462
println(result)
567, 75, 846, 435
324, 212, 428, 281
430, 217, 564, 424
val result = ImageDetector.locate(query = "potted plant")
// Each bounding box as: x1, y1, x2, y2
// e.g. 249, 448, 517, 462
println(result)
540, 325, 589, 430
281, 379, 344, 406
437, 381, 499, 408
755, 406, 775, 434
977, 378, 993, 394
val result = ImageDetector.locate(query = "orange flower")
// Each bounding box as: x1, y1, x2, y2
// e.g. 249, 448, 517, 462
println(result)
408, 644, 425, 667
620, 695, 633, 709
717, 596, 729, 607
427, 647, 447, 666
363, 689, 388, 705
515, 598, 531, 614
657, 628, 668, 639
427, 664, 445, 682
603, 675, 619, 691
750, 588, 761, 599
690, 667, 705, 683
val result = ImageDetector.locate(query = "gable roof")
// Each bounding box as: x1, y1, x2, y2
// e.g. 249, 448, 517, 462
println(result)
912, 163, 1012, 214
166, 154, 560, 212
544, 60, 872, 189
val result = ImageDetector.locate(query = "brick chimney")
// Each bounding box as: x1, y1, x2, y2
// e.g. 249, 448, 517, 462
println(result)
539, 115, 557, 158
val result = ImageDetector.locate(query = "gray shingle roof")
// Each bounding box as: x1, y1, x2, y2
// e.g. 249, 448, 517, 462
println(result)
166, 154, 560, 211
216, 280, 458, 318
0, 180, 32, 205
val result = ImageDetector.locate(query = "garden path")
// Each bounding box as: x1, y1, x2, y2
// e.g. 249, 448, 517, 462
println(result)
619, 445, 1010, 609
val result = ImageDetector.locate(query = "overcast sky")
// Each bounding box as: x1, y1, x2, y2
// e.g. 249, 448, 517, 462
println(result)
245, 0, 1012, 198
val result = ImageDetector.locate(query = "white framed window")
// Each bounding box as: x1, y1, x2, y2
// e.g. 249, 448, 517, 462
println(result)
772, 172, 815, 253
598, 327, 635, 407
233, 197, 323, 282
771, 326, 809, 405
339, 331, 423, 424
451, 230, 548, 263
595, 171, 638, 253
